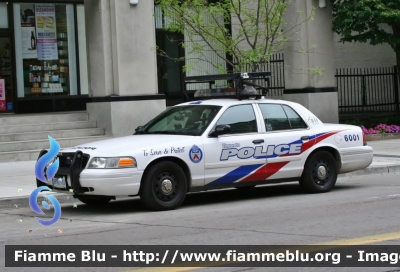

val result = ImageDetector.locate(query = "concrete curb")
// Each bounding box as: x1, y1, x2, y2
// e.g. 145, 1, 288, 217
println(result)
0, 193, 76, 209
338, 165, 400, 178
1, 164, 400, 206
367, 133, 400, 141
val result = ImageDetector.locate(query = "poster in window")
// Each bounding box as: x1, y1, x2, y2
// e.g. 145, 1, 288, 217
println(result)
0, 79, 5, 111
35, 4, 58, 60
20, 4, 38, 59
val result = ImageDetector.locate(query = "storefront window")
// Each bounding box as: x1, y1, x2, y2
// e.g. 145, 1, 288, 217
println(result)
0, 37, 13, 111
77, 4, 88, 95
13, 3, 78, 98
0, 3, 8, 28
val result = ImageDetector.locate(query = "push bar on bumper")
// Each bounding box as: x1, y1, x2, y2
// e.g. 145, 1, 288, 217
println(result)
36, 150, 91, 193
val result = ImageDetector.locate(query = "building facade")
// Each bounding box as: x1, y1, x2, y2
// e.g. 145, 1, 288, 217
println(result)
0, 0, 396, 135
333, 27, 396, 69
0, 0, 91, 113
0, 0, 166, 136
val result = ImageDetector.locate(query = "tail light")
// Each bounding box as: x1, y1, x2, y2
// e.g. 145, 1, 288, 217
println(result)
362, 130, 367, 146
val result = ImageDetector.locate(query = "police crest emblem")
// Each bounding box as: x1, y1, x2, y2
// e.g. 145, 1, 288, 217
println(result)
189, 145, 203, 163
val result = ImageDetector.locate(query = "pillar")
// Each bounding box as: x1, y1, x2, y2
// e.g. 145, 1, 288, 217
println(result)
283, 0, 338, 123
84, 0, 166, 136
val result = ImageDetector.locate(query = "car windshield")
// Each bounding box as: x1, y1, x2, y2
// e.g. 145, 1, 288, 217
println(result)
136, 105, 222, 136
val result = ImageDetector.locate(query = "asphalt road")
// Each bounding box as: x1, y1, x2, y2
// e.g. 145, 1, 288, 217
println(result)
1, 172, 400, 272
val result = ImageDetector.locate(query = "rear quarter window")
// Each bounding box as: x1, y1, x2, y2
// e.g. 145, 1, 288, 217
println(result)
282, 105, 308, 129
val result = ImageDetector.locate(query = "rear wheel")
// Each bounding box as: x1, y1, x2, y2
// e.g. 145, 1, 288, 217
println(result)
140, 161, 187, 211
299, 150, 338, 193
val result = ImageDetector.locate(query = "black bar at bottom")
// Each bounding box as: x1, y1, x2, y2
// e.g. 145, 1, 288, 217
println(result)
6, 245, 400, 267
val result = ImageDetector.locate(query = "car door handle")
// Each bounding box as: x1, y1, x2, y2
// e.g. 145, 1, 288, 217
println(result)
252, 139, 264, 144
301, 136, 310, 141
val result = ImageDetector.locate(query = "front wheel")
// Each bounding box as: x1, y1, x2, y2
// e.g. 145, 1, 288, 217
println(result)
140, 161, 187, 211
299, 150, 338, 193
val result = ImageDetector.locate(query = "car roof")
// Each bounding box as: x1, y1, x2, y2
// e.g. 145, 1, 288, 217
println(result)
178, 98, 292, 107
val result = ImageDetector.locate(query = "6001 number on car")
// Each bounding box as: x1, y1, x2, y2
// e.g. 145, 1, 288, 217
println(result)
344, 134, 360, 142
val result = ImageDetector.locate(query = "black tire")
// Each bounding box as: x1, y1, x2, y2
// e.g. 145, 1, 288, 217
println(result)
76, 196, 112, 205
299, 150, 338, 193
140, 161, 187, 211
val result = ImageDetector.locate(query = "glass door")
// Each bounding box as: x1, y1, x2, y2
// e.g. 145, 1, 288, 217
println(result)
156, 31, 184, 106
0, 36, 14, 112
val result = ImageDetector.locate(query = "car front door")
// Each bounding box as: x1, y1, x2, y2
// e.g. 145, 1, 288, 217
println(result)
202, 104, 267, 187
256, 103, 314, 180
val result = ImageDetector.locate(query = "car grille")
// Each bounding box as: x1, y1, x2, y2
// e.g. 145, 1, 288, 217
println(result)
58, 152, 90, 169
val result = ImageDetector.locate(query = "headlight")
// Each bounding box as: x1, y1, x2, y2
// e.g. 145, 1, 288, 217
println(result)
88, 157, 137, 169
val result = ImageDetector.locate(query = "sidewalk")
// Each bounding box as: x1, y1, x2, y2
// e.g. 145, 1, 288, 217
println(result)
1, 139, 400, 205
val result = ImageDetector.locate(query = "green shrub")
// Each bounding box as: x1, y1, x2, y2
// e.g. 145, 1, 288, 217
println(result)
343, 119, 363, 126
376, 116, 400, 126
341, 115, 400, 128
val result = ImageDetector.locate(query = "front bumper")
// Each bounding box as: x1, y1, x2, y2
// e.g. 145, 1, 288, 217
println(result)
79, 168, 143, 196
36, 150, 143, 196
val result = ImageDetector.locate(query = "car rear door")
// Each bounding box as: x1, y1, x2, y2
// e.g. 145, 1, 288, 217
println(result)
256, 103, 315, 180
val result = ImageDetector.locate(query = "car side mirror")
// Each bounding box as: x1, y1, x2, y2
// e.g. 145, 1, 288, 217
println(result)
209, 124, 231, 137
134, 126, 143, 134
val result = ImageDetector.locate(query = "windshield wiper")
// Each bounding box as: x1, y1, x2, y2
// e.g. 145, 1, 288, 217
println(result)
146, 131, 179, 135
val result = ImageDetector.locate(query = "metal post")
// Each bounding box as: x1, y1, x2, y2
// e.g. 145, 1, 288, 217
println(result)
362, 75, 366, 107
394, 65, 400, 112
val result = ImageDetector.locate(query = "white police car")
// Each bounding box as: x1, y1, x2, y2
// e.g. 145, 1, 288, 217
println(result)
37, 73, 373, 210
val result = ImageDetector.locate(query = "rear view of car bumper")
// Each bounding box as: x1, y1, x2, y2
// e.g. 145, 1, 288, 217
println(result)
339, 146, 373, 174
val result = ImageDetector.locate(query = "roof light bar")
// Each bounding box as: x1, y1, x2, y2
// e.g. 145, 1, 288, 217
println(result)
184, 72, 271, 101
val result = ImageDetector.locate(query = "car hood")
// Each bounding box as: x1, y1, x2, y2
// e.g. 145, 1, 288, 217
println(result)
60, 134, 197, 156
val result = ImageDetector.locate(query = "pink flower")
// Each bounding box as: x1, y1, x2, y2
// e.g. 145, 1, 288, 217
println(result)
360, 123, 400, 134
361, 126, 369, 134
389, 125, 400, 133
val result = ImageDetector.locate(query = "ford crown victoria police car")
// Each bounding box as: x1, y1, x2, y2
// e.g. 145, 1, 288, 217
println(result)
36, 73, 373, 211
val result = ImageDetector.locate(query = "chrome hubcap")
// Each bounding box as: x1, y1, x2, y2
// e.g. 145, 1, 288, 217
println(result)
317, 165, 327, 179
161, 179, 173, 194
